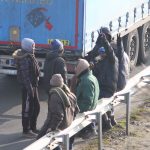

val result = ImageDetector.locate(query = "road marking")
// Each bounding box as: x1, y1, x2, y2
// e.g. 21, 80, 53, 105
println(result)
0, 139, 34, 148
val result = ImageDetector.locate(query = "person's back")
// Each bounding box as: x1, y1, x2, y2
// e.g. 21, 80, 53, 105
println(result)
74, 59, 99, 140
89, 27, 119, 129
92, 30, 118, 98
93, 51, 118, 98
43, 39, 67, 93
75, 59, 99, 113
37, 74, 78, 140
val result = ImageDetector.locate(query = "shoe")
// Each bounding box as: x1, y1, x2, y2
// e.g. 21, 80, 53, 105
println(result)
32, 129, 40, 134
23, 130, 38, 138
110, 116, 117, 126
81, 129, 98, 140
102, 114, 112, 130
106, 111, 117, 126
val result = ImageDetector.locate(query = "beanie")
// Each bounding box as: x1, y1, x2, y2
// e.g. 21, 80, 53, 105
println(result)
100, 27, 112, 42
21, 38, 35, 52
50, 74, 64, 87
75, 59, 90, 76
50, 39, 64, 52
98, 47, 105, 53
100, 27, 111, 36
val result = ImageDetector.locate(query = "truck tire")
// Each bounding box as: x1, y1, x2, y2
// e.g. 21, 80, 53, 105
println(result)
138, 22, 150, 63
125, 29, 139, 70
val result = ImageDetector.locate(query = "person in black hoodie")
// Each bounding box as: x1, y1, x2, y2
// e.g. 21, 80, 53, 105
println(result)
43, 39, 67, 94
87, 27, 119, 129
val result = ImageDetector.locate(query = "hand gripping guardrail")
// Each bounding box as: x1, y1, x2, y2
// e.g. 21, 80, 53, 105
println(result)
24, 66, 150, 150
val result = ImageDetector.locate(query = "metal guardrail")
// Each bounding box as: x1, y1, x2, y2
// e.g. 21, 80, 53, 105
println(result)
24, 66, 150, 150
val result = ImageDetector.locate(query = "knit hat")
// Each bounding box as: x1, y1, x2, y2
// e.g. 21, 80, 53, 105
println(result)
21, 38, 35, 52
75, 59, 90, 76
98, 47, 105, 53
100, 27, 111, 36
50, 39, 64, 52
50, 74, 64, 87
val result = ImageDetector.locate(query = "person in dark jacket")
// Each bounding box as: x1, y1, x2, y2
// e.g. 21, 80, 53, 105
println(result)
89, 28, 119, 129
37, 74, 79, 150
43, 39, 67, 94
92, 30, 119, 98
75, 59, 99, 139
13, 38, 40, 138
111, 34, 130, 91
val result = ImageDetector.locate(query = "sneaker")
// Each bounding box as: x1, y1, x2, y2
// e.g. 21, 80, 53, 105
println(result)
23, 130, 37, 138
102, 119, 112, 131
110, 116, 117, 126
81, 129, 98, 140
32, 129, 40, 134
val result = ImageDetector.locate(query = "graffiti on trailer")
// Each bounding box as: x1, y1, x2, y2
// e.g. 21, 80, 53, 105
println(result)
0, 0, 53, 5
27, 8, 53, 30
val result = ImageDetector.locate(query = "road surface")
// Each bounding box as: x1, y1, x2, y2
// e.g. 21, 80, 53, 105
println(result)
0, 60, 150, 150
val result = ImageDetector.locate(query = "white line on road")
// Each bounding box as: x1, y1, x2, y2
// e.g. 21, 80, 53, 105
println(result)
0, 139, 34, 148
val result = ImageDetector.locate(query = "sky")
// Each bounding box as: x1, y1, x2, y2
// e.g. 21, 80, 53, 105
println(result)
85, 0, 148, 32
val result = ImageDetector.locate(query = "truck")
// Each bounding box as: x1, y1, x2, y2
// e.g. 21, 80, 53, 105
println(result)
0, 0, 150, 76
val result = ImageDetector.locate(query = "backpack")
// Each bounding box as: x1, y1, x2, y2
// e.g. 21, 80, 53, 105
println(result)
49, 87, 79, 127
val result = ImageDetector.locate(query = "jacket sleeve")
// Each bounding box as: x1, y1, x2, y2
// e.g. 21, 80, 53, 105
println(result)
77, 80, 95, 113
55, 58, 67, 84
18, 58, 33, 95
104, 41, 116, 64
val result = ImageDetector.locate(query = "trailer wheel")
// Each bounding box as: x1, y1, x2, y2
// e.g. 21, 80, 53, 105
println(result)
125, 29, 139, 70
138, 22, 150, 63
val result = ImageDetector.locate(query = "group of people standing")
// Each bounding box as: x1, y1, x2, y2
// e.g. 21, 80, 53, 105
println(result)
12, 26, 130, 150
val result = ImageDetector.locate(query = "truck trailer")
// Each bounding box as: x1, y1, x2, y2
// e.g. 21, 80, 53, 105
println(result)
0, 0, 150, 75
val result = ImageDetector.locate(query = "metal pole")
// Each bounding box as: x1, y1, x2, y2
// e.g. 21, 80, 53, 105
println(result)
96, 112, 103, 150
63, 134, 69, 150
125, 92, 130, 136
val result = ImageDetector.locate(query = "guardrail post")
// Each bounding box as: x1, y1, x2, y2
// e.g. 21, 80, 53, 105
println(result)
96, 112, 103, 150
124, 92, 131, 136
63, 134, 69, 150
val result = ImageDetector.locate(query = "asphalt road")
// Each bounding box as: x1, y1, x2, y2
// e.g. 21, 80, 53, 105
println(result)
0, 76, 48, 150
0, 60, 150, 150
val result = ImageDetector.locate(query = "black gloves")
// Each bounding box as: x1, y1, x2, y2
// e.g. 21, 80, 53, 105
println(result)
117, 34, 122, 48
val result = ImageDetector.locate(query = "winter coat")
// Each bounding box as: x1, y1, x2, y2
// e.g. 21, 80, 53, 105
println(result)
93, 44, 118, 98
76, 69, 99, 113
37, 85, 79, 139
12, 49, 40, 94
111, 41, 130, 91
43, 52, 67, 92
